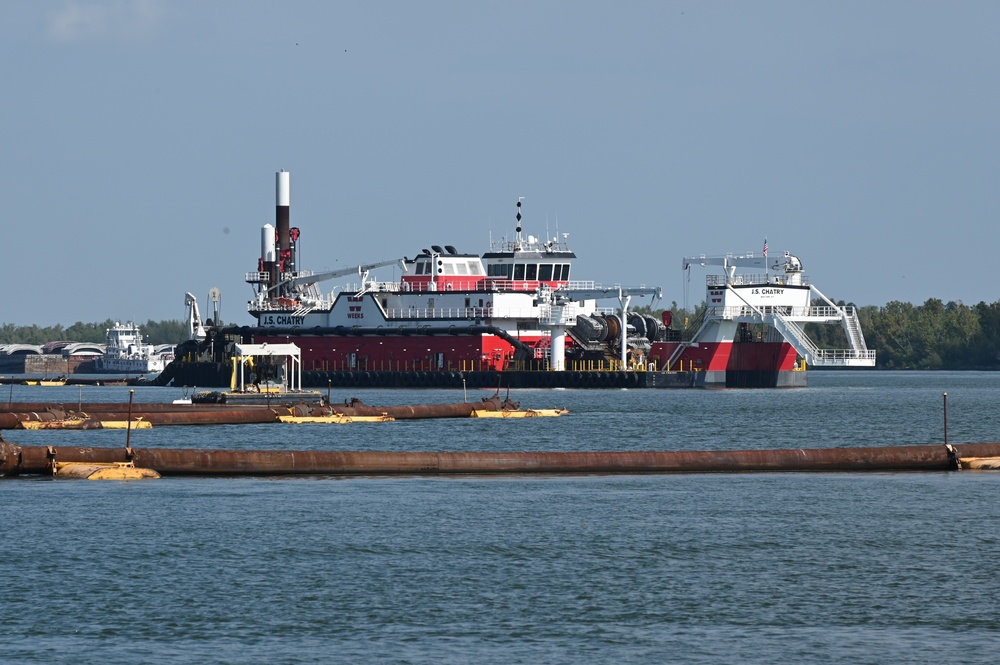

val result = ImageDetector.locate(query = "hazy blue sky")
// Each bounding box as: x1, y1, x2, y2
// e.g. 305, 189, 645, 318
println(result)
3, 1, 998, 327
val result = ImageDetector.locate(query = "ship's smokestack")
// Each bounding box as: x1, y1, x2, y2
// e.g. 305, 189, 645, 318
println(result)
276, 170, 290, 258
275, 170, 291, 295
261, 224, 276, 264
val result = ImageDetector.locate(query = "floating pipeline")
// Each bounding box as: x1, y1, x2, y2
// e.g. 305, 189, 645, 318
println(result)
0, 376, 130, 386
0, 406, 295, 429
3, 441, 1000, 477
0, 395, 545, 428
1, 402, 303, 414
2, 402, 281, 413
325, 395, 518, 419
18, 419, 153, 430
0, 410, 65, 429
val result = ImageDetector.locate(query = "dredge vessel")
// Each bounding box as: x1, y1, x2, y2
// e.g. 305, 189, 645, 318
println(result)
162, 171, 874, 389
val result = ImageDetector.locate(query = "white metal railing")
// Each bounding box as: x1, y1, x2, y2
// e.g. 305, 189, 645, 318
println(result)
252, 299, 312, 312
766, 310, 875, 367
843, 311, 869, 351
538, 303, 581, 326
769, 315, 819, 360
387, 279, 600, 293
250, 275, 603, 296
705, 305, 856, 320
813, 349, 877, 362
382, 304, 603, 322
706, 274, 811, 287
385, 307, 493, 320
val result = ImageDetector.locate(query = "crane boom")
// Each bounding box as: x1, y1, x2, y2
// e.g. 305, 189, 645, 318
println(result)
185, 292, 207, 341
270, 258, 405, 294
682, 253, 767, 271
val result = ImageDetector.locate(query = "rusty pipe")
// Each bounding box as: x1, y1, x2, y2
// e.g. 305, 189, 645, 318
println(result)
0, 408, 289, 429
0, 411, 65, 429
1, 402, 286, 413
65, 408, 290, 426
4, 442, 1000, 477
327, 396, 516, 419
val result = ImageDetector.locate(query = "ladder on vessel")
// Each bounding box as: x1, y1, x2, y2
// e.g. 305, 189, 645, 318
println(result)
667, 302, 875, 369
763, 304, 875, 367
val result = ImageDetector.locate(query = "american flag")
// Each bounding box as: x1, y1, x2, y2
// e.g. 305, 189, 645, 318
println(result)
763, 238, 768, 260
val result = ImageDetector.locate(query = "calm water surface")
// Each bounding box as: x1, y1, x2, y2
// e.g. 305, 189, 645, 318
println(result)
2, 371, 999, 663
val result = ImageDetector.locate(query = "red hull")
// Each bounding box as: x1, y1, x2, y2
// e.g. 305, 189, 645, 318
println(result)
253, 334, 525, 372
649, 341, 798, 373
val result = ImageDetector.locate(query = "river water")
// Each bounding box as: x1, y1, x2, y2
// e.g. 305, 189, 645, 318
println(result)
2, 371, 999, 663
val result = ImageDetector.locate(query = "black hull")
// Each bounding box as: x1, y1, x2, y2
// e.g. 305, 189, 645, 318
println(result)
157, 362, 805, 390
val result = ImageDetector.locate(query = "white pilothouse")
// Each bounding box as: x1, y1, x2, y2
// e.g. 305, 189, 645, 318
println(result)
94, 322, 172, 375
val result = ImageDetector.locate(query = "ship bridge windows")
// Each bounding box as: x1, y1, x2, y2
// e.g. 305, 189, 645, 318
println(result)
488, 264, 512, 279
486, 262, 570, 281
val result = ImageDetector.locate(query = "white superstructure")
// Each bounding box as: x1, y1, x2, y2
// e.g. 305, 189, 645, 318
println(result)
94, 322, 171, 374
673, 250, 875, 368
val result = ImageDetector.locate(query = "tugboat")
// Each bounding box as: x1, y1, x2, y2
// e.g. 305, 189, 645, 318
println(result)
94, 322, 171, 375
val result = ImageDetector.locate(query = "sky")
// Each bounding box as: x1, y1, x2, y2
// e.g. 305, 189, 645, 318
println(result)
3, 1, 999, 327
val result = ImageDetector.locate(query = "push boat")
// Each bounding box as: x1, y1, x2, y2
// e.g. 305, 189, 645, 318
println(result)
94, 322, 172, 375
161, 171, 874, 389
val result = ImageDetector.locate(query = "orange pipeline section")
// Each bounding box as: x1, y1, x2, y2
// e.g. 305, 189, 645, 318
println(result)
0, 395, 527, 428
3, 441, 999, 477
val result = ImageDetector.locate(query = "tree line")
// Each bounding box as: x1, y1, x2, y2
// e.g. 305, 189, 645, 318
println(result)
818, 299, 1000, 370
2, 298, 999, 369
0, 320, 187, 346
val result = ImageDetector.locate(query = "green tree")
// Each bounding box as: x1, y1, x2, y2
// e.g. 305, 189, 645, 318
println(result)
0, 319, 188, 346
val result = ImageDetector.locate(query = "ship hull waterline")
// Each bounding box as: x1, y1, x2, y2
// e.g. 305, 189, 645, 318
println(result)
158, 363, 804, 390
